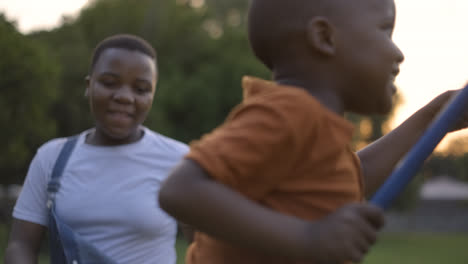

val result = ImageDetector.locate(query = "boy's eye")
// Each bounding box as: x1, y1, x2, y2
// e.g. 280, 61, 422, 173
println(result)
382, 24, 393, 29
381, 26, 394, 37
381, 21, 395, 34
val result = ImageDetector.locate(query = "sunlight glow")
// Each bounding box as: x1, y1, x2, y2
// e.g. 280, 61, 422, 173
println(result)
1, 0, 468, 152
392, 0, 468, 151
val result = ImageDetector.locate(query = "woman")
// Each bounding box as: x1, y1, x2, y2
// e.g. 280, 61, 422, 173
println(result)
5, 34, 188, 264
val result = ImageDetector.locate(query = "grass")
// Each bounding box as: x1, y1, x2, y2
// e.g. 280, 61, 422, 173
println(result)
363, 233, 468, 264
176, 238, 189, 264
1, 225, 467, 264
178, 233, 468, 264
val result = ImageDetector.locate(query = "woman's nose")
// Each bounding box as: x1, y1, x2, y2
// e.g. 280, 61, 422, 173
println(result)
113, 86, 134, 104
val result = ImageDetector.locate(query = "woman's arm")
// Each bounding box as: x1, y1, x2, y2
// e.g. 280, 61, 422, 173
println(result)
4, 218, 46, 264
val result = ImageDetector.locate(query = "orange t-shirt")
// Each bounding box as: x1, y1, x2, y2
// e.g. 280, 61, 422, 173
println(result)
185, 76, 364, 264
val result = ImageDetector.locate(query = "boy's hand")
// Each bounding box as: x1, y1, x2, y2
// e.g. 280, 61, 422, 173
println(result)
309, 203, 384, 264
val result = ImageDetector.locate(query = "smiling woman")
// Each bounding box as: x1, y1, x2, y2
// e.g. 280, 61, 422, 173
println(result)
4, 34, 190, 264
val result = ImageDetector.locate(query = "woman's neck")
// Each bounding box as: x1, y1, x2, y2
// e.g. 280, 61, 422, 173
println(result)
85, 127, 144, 146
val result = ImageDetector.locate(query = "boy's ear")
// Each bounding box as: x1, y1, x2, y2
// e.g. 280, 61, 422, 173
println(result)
306, 17, 336, 56
84, 76, 90, 97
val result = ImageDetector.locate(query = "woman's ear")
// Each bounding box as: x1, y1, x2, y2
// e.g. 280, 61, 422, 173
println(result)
84, 76, 90, 97
306, 17, 336, 56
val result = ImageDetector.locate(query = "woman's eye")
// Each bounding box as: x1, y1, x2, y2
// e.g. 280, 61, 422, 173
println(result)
134, 82, 151, 94
100, 79, 117, 87
136, 86, 150, 94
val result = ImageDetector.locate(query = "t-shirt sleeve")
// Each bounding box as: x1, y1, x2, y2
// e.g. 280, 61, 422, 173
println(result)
186, 100, 300, 200
13, 140, 63, 226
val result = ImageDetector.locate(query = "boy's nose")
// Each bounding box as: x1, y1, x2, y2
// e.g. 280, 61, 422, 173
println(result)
396, 46, 405, 64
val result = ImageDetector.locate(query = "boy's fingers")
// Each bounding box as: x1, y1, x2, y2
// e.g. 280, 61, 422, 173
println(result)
357, 204, 385, 229
351, 232, 371, 259
346, 216, 379, 264
355, 217, 378, 246
349, 251, 365, 264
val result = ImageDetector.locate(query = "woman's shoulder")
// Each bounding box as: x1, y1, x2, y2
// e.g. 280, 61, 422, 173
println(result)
36, 132, 85, 160
37, 137, 68, 156
143, 127, 189, 154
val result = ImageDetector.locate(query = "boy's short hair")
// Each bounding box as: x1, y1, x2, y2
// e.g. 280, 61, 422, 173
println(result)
89, 34, 157, 73
248, 0, 336, 69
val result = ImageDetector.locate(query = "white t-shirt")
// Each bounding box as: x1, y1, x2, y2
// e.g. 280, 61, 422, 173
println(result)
13, 127, 189, 264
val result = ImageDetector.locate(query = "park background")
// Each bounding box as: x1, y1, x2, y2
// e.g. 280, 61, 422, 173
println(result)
0, 0, 467, 263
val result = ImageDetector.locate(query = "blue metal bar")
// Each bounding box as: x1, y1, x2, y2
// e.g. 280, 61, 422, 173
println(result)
371, 84, 468, 209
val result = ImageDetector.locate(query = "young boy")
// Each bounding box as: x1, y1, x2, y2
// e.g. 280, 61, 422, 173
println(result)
159, 0, 465, 263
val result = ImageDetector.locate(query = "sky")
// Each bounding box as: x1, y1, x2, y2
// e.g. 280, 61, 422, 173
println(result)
0, 0, 88, 32
1, 0, 468, 149
391, 0, 468, 149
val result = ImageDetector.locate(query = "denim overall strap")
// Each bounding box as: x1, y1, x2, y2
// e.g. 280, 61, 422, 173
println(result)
47, 136, 118, 264
47, 136, 79, 264
47, 136, 79, 208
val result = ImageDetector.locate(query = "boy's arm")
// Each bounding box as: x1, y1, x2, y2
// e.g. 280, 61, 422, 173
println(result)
159, 159, 384, 263
358, 90, 464, 198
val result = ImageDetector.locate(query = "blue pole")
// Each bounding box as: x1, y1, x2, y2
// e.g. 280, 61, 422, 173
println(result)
371, 84, 468, 209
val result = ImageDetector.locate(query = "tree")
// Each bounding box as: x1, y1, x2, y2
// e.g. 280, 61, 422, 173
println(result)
349, 91, 404, 150
0, 14, 60, 184
30, 0, 269, 143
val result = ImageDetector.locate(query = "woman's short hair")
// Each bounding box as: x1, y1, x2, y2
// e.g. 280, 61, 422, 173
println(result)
89, 34, 156, 73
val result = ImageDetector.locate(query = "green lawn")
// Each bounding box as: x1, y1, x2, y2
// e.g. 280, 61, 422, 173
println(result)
362, 233, 468, 264
176, 234, 468, 264
2, 227, 467, 264
176, 238, 189, 264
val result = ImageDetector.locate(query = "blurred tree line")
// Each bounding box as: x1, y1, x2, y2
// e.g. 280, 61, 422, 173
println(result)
1, 0, 269, 185
1, 0, 467, 196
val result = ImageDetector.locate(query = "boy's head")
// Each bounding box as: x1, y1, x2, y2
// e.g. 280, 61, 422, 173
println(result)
248, 0, 335, 70
248, 0, 404, 115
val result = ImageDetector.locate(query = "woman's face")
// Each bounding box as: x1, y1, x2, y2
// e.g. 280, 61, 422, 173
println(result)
86, 48, 157, 144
